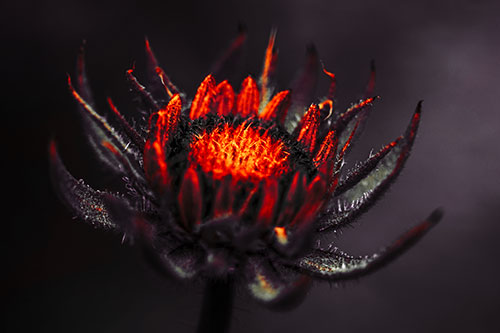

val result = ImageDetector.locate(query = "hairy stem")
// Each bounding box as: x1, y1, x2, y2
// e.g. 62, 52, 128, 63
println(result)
196, 278, 234, 333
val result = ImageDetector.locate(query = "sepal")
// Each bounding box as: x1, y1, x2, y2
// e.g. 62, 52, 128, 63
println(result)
297, 209, 442, 280
245, 255, 311, 310
317, 102, 422, 232
49, 141, 126, 230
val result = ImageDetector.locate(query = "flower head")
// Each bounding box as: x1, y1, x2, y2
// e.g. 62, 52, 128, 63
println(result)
50, 31, 442, 308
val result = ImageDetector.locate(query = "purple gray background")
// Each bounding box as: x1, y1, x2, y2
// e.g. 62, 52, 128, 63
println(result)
5, 0, 500, 332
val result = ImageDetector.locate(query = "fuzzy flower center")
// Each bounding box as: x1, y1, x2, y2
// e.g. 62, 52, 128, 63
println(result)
189, 122, 290, 181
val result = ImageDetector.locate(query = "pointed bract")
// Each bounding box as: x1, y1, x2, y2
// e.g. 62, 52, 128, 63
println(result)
49, 141, 125, 229
318, 102, 423, 232
286, 44, 319, 132
125, 67, 161, 113
145, 38, 181, 100
297, 209, 442, 280
210, 25, 247, 77
259, 29, 278, 108
334, 137, 401, 196
68, 75, 144, 183
364, 60, 376, 99
107, 97, 146, 150
76, 42, 95, 106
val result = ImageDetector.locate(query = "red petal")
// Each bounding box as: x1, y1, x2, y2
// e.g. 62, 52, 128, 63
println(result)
144, 94, 182, 189
237, 184, 259, 216
290, 174, 327, 229
235, 76, 259, 117
276, 172, 306, 226
259, 90, 291, 124
190, 74, 216, 119
213, 80, 235, 116
213, 176, 234, 218
295, 104, 320, 154
156, 94, 182, 145
314, 130, 337, 167
178, 166, 203, 229
143, 140, 170, 188
256, 177, 279, 226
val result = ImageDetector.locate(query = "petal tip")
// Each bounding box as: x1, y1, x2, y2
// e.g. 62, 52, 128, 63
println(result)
428, 208, 444, 225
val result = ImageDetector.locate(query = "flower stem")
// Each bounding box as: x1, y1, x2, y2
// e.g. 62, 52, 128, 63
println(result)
196, 278, 234, 333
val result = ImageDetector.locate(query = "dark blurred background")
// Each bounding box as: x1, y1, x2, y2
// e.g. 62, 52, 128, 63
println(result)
4, 0, 500, 332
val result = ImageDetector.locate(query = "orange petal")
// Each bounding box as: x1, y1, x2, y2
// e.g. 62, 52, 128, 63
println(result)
213, 80, 235, 116
259, 90, 291, 124
235, 76, 259, 117
190, 74, 216, 119
144, 94, 182, 189
296, 104, 320, 154
156, 94, 182, 145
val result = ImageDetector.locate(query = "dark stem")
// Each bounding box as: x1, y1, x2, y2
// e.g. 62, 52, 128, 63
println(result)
196, 278, 234, 333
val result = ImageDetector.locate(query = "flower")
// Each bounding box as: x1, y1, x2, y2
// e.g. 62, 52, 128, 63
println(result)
50, 31, 442, 309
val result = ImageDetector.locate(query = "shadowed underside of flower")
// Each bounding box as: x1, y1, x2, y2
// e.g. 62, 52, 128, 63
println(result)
50, 30, 442, 309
